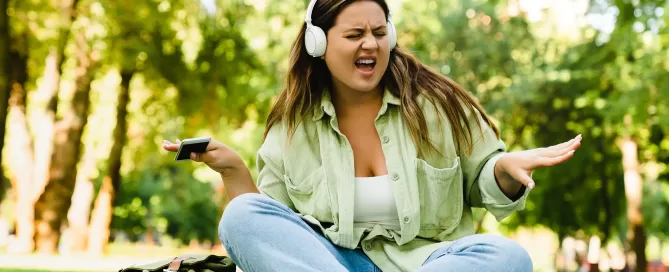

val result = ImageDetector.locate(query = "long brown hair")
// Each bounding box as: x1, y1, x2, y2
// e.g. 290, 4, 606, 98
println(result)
263, 0, 500, 156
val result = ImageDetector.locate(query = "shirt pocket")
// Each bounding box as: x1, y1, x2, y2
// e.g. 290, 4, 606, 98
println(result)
284, 166, 333, 223
415, 156, 463, 234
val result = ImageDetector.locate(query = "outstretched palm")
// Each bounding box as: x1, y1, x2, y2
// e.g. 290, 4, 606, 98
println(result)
496, 134, 582, 189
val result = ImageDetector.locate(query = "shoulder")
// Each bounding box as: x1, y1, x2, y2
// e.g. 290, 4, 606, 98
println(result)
258, 118, 321, 164
410, 89, 493, 154
414, 90, 471, 113
413, 92, 455, 129
257, 122, 287, 171
257, 118, 326, 185
414, 90, 485, 128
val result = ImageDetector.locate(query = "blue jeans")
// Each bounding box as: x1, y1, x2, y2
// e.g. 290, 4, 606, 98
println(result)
219, 193, 533, 272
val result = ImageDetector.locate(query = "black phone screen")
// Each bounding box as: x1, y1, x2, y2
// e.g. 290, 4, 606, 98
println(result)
175, 141, 210, 161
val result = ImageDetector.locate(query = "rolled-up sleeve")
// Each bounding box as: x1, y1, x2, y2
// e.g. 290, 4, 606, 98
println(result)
461, 110, 529, 222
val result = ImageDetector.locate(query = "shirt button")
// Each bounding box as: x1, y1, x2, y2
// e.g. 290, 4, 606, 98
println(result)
364, 243, 372, 251
391, 173, 399, 181
382, 136, 390, 143
403, 216, 410, 224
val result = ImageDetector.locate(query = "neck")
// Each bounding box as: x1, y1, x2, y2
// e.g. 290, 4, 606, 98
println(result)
331, 85, 383, 119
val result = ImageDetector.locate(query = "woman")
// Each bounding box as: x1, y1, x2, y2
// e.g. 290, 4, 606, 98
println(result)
163, 0, 582, 271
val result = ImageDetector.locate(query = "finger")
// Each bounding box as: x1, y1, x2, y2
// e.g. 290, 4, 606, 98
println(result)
162, 140, 180, 152
548, 138, 574, 151
548, 134, 581, 151
205, 139, 220, 152
191, 152, 201, 162
560, 138, 581, 153
549, 140, 581, 158
542, 137, 581, 158
191, 151, 217, 163
547, 139, 581, 159
540, 150, 575, 167
514, 170, 535, 190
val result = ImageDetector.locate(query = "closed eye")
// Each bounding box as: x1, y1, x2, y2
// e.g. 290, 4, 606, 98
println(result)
346, 31, 387, 39
344, 25, 387, 39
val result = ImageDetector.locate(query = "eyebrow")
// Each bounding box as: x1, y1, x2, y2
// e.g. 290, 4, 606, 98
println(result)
345, 25, 387, 32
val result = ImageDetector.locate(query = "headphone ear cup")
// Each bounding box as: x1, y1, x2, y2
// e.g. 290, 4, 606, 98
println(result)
387, 21, 397, 50
305, 24, 327, 57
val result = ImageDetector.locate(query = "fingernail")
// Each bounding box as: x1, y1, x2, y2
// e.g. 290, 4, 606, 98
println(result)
163, 140, 169, 144
569, 150, 575, 155
529, 182, 535, 189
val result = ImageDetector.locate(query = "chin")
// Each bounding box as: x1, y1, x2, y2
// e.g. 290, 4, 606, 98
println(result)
351, 85, 378, 93
348, 79, 383, 93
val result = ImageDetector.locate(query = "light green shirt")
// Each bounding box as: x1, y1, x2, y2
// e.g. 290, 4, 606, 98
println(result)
254, 89, 530, 272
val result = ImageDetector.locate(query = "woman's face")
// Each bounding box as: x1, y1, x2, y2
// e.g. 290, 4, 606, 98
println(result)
323, 1, 390, 94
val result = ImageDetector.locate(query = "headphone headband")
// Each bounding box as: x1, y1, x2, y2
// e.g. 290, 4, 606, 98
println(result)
305, 0, 393, 24
305, 0, 318, 24
303, 0, 396, 57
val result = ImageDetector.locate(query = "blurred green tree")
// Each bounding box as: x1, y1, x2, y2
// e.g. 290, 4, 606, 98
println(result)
0, 0, 10, 205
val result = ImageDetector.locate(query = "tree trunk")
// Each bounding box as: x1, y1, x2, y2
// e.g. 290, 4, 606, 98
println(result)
87, 69, 133, 255
619, 134, 646, 272
31, 0, 80, 207
6, 31, 35, 254
65, 144, 97, 253
34, 28, 94, 254
0, 0, 11, 205
28, 0, 80, 254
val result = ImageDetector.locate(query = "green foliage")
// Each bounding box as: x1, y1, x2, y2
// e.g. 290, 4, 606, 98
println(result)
643, 181, 669, 239
143, 0, 266, 128
111, 154, 221, 245
401, 0, 537, 105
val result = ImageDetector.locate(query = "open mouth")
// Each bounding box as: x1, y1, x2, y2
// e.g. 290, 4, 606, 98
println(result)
355, 58, 376, 73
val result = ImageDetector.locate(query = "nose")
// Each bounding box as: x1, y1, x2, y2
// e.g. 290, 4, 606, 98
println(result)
361, 33, 379, 50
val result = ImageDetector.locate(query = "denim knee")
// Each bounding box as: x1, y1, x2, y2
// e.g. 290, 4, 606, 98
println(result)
218, 193, 269, 246
480, 234, 533, 272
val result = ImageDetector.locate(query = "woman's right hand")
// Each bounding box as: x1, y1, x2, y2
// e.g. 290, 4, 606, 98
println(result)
163, 138, 246, 175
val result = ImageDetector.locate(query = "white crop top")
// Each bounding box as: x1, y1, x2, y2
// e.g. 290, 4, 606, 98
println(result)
353, 175, 401, 231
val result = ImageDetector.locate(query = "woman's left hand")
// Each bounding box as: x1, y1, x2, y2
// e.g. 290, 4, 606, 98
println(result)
495, 134, 582, 192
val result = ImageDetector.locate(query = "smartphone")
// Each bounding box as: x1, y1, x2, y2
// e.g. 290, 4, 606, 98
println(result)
174, 136, 211, 161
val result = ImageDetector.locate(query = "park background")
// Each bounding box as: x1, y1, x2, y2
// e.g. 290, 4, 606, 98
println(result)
0, 0, 668, 271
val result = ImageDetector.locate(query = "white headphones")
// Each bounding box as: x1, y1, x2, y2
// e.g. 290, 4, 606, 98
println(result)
304, 0, 397, 57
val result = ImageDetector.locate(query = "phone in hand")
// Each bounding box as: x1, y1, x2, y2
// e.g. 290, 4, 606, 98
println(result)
174, 136, 211, 161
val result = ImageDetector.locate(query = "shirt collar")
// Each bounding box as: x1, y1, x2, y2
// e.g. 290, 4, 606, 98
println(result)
312, 88, 401, 121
